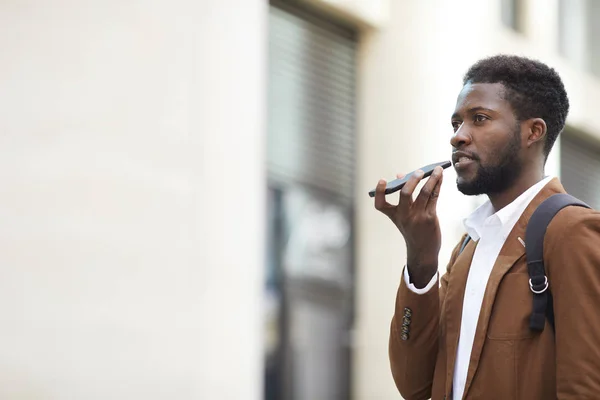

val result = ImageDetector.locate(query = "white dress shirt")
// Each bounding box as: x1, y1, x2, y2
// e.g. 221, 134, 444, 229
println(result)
403, 176, 553, 400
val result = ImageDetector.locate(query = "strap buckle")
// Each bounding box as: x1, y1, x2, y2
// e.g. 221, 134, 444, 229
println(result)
529, 276, 549, 294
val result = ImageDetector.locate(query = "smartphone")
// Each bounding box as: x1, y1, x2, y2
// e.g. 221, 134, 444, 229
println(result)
368, 160, 452, 198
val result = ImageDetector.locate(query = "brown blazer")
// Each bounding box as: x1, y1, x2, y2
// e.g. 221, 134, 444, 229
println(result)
389, 178, 600, 399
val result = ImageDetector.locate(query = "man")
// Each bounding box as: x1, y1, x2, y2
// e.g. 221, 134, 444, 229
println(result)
374, 55, 600, 399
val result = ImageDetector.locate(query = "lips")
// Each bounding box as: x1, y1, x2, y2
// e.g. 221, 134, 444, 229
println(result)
455, 159, 474, 170
452, 151, 477, 169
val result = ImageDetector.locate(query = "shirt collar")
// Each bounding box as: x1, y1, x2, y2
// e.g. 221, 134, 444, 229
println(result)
463, 176, 554, 241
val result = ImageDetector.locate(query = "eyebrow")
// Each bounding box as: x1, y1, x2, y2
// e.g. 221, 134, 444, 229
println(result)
451, 106, 496, 120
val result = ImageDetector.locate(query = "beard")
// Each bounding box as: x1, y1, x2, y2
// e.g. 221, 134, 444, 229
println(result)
456, 127, 523, 196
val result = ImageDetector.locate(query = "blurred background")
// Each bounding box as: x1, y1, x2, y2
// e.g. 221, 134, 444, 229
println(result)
1, 0, 600, 399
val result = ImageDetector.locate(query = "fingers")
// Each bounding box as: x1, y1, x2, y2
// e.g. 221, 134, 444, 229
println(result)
374, 179, 394, 215
398, 170, 425, 214
414, 166, 443, 210
426, 167, 443, 212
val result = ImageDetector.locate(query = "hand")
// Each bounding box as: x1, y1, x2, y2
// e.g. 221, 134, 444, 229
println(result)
373, 166, 444, 287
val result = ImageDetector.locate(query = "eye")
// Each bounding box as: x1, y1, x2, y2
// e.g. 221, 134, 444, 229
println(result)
451, 121, 462, 132
474, 114, 489, 123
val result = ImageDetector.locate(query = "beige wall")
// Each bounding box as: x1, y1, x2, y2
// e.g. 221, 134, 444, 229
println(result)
0, 0, 266, 399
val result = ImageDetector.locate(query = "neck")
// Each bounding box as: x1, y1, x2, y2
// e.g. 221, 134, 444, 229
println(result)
487, 167, 545, 211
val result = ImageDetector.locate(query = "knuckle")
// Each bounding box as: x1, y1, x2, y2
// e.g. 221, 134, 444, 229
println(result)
415, 212, 433, 222
415, 216, 430, 226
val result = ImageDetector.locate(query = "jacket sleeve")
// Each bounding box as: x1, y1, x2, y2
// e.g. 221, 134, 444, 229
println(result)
389, 237, 464, 400
545, 208, 600, 399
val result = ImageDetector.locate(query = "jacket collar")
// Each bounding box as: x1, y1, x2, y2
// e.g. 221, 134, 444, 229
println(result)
444, 178, 566, 398
463, 176, 554, 242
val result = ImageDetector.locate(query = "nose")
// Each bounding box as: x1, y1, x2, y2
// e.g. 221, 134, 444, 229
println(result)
450, 125, 471, 149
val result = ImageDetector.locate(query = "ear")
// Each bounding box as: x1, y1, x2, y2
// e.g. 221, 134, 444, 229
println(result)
526, 118, 547, 147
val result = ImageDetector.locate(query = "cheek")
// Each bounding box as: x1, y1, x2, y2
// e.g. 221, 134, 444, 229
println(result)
477, 133, 514, 165
478, 145, 502, 166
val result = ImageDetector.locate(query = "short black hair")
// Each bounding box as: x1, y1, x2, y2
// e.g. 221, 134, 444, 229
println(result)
463, 54, 569, 158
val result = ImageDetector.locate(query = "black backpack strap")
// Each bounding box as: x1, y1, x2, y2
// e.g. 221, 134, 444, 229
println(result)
458, 235, 471, 255
525, 193, 590, 331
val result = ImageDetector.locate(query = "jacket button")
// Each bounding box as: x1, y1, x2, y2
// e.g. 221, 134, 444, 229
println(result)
401, 332, 409, 341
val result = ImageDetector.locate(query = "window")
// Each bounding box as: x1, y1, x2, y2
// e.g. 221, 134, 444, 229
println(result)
558, 0, 600, 77
587, 0, 600, 76
558, 0, 587, 68
265, 3, 357, 400
560, 132, 600, 209
501, 0, 525, 32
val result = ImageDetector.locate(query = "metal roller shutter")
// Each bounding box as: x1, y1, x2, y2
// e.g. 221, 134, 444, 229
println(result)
560, 133, 600, 209
265, 5, 357, 400
267, 5, 356, 201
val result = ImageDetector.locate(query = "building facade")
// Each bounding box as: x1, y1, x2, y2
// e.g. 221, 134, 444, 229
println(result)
265, 0, 600, 399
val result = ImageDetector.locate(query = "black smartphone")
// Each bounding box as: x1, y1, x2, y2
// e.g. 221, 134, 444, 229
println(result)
368, 160, 452, 198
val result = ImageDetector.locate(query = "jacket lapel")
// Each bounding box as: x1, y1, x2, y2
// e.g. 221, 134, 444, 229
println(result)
444, 238, 476, 397
459, 229, 526, 398
460, 178, 565, 398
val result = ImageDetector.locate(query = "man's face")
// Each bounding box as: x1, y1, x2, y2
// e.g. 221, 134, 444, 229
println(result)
450, 82, 524, 196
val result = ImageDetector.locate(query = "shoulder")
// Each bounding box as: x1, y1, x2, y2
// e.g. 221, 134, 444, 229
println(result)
542, 204, 600, 293
545, 205, 600, 255
547, 205, 600, 234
